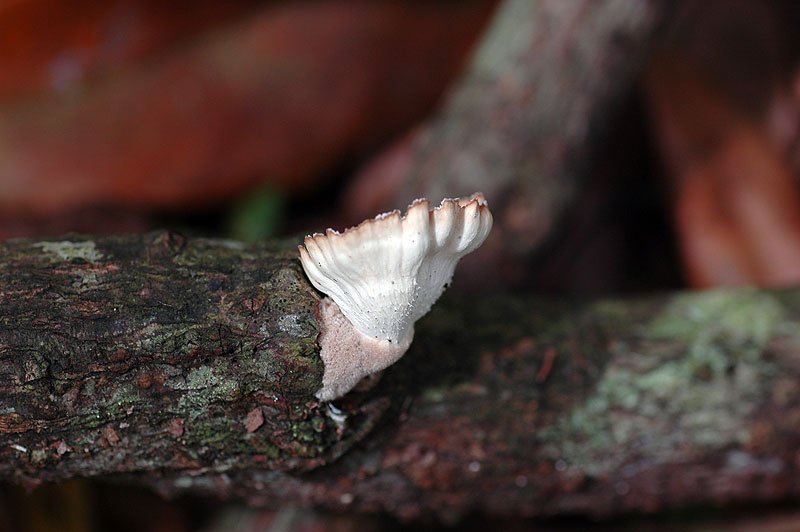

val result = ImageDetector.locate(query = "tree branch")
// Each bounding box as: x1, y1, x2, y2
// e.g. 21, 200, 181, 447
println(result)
0, 231, 371, 481
2, 232, 800, 520
348, 0, 668, 289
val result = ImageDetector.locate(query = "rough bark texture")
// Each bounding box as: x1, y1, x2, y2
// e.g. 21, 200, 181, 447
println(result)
3, 233, 800, 521
0, 231, 386, 483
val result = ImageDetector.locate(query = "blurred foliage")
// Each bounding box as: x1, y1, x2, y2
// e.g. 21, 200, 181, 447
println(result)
227, 186, 285, 242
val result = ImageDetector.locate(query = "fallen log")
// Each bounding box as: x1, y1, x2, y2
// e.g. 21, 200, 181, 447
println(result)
2, 232, 800, 520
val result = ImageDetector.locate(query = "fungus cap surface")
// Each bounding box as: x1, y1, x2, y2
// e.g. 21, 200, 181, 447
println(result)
300, 193, 492, 344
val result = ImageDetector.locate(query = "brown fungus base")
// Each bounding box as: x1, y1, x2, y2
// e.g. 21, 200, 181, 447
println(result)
315, 297, 411, 401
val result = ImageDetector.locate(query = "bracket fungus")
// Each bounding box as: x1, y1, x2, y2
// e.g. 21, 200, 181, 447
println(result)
299, 193, 493, 400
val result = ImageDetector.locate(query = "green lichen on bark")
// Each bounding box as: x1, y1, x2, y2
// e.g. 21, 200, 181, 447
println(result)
538, 289, 786, 475
273, 287, 798, 519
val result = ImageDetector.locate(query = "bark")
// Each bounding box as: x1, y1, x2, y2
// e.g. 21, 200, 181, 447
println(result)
3, 232, 800, 521
0, 231, 371, 480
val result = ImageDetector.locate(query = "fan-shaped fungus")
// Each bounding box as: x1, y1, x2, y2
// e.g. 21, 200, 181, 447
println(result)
299, 193, 493, 400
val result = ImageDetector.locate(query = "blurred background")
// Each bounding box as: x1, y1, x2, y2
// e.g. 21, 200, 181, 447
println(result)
4, 0, 800, 529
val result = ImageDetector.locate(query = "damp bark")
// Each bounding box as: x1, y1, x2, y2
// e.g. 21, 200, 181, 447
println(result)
3, 232, 800, 520
0, 231, 380, 479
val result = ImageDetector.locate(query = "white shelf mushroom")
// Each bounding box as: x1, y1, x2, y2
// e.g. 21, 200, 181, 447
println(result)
299, 193, 493, 400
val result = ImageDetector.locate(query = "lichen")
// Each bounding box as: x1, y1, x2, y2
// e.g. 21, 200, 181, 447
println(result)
278, 314, 311, 338
539, 289, 786, 476
647, 288, 784, 360
34, 241, 104, 263
174, 364, 242, 416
